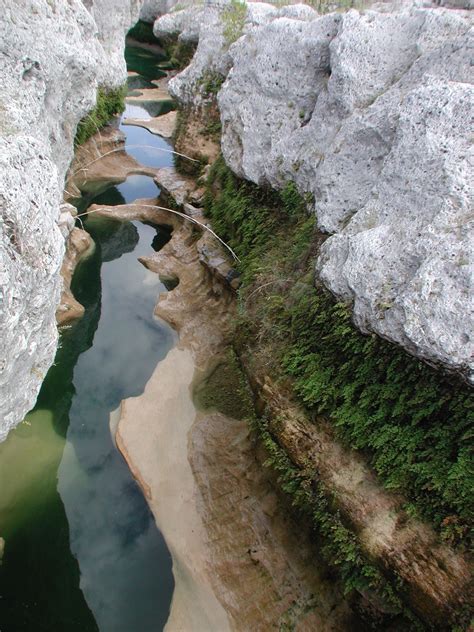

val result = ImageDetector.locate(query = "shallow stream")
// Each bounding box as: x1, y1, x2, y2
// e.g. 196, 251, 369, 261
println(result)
0, 45, 177, 631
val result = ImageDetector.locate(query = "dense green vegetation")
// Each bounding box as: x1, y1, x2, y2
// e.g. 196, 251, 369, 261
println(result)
253, 416, 419, 628
74, 86, 126, 146
204, 157, 474, 552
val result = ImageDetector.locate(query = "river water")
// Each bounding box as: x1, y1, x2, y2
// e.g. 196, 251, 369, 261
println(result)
0, 44, 177, 631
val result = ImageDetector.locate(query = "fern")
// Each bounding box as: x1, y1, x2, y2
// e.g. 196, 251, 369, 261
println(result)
205, 158, 474, 550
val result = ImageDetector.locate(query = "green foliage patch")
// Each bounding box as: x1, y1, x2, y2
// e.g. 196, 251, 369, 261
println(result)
252, 416, 424, 629
205, 157, 474, 551
221, 0, 247, 46
193, 348, 255, 419
160, 38, 196, 70
74, 86, 126, 146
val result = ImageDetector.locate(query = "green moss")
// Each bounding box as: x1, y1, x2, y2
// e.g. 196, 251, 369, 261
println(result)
194, 348, 255, 419
252, 415, 426, 631
164, 39, 196, 70
74, 86, 126, 146
127, 20, 160, 44
204, 157, 474, 552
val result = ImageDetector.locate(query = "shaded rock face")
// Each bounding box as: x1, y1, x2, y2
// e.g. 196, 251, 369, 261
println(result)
0, 0, 140, 440
156, 1, 474, 379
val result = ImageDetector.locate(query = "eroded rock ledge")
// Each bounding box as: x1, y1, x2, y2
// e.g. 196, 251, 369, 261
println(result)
154, 0, 474, 380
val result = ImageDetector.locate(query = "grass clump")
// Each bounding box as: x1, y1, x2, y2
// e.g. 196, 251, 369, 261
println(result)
198, 70, 226, 97
74, 86, 126, 146
221, 0, 247, 46
204, 156, 474, 551
194, 348, 254, 419
163, 38, 196, 70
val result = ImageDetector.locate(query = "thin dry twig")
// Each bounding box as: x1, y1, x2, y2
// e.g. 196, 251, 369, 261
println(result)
76, 203, 240, 263
245, 279, 291, 302
68, 145, 199, 180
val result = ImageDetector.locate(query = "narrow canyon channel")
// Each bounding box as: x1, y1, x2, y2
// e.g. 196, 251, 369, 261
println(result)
0, 46, 179, 632
1, 3, 473, 631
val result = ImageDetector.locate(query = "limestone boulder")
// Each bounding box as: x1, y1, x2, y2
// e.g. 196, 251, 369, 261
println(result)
162, 1, 473, 377
0, 0, 141, 440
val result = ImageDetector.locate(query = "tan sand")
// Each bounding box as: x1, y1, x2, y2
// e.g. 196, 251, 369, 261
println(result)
127, 86, 171, 103
115, 347, 231, 632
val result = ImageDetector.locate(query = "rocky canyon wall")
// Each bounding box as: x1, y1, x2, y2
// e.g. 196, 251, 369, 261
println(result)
155, 0, 473, 381
0, 0, 141, 440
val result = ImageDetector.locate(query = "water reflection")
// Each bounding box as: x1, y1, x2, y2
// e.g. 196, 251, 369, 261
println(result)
122, 122, 175, 168
125, 46, 167, 81
117, 174, 161, 201
58, 218, 175, 632
124, 103, 153, 120
128, 100, 175, 119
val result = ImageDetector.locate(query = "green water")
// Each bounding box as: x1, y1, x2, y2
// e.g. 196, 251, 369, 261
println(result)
0, 209, 176, 632
125, 46, 167, 81
0, 43, 179, 632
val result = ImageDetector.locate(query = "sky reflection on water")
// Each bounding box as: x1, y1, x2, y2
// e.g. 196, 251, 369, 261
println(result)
58, 219, 176, 632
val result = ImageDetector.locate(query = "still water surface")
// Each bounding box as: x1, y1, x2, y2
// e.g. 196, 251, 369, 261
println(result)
0, 44, 177, 631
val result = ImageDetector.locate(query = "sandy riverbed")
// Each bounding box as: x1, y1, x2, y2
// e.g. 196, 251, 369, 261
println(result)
116, 347, 231, 631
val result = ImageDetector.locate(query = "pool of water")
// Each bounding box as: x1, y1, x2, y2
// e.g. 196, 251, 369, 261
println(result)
58, 216, 176, 632
125, 46, 167, 81
121, 108, 175, 166
0, 41, 178, 632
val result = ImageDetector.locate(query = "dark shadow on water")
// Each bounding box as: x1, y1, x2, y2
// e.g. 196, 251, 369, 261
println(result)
127, 74, 156, 91
125, 46, 167, 81
0, 42, 177, 632
149, 223, 173, 252
57, 215, 175, 632
133, 100, 175, 119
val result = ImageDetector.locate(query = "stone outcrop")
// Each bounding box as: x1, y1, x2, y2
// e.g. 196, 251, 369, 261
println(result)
139, 0, 181, 23
56, 224, 94, 327
155, 1, 474, 380
122, 110, 177, 137
0, 0, 140, 440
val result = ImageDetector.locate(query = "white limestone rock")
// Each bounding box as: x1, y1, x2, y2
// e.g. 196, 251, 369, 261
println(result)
0, 0, 140, 440
154, 2, 306, 105
158, 1, 474, 378
140, 0, 181, 24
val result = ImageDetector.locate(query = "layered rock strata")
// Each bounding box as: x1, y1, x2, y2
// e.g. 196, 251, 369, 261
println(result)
155, 1, 474, 380
0, 0, 140, 439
